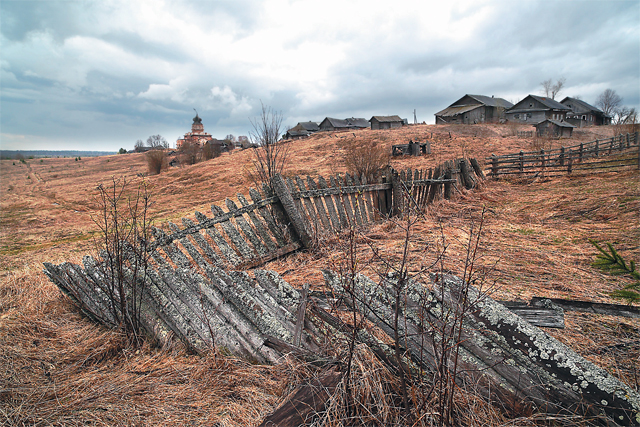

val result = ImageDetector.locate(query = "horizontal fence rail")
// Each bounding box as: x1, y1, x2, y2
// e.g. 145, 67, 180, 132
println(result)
487, 132, 639, 178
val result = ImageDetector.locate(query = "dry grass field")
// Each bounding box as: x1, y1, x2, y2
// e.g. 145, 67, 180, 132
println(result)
1, 123, 639, 426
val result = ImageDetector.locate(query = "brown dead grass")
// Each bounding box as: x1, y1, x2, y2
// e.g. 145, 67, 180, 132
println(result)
1, 124, 638, 425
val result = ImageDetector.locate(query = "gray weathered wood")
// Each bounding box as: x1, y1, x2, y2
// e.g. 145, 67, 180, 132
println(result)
329, 175, 350, 228
181, 218, 226, 268
351, 174, 369, 224
271, 174, 313, 248
317, 176, 341, 230
306, 176, 332, 231
195, 211, 242, 266
249, 188, 286, 246
237, 193, 278, 252
295, 176, 321, 235
226, 199, 269, 257
344, 173, 363, 225
211, 204, 254, 260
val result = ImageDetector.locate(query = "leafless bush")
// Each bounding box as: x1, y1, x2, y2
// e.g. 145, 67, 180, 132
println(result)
248, 102, 289, 187
91, 177, 153, 346
342, 138, 389, 183
178, 141, 200, 165
325, 194, 496, 426
146, 149, 167, 175
202, 142, 221, 161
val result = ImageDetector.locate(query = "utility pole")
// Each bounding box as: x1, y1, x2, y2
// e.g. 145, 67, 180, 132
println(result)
413, 109, 417, 124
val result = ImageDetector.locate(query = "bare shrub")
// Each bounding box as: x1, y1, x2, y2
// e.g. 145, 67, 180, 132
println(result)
248, 102, 289, 187
91, 177, 153, 346
342, 138, 389, 182
179, 141, 200, 165
146, 149, 167, 175
202, 142, 221, 161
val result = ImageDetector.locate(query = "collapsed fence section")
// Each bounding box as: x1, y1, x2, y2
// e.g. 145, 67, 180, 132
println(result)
487, 132, 639, 178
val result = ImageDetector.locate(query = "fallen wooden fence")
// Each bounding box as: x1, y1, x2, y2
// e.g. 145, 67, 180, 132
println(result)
487, 132, 640, 178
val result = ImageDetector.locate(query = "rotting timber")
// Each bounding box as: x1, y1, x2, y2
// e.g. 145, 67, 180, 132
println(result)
43, 165, 640, 425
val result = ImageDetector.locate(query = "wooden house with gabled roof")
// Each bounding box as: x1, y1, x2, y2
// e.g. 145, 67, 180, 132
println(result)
505, 95, 571, 124
369, 115, 404, 130
560, 97, 611, 127
435, 94, 513, 124
319, 117, 368, 132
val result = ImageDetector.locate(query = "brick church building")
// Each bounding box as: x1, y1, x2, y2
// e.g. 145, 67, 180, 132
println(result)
176, 111, 214, 149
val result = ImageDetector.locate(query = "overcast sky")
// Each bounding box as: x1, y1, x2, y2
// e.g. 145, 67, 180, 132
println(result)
1, 0, 638, 151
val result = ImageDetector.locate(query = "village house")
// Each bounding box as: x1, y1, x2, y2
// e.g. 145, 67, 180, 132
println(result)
369, 115, 405, 130
318, 117, 369, 132
560, 97, 611, 127
505, 95, 571, 124
176, 112, 214, 149
535, 119, 575, 138
284, 122, 319, 140
434, 94, 513, 124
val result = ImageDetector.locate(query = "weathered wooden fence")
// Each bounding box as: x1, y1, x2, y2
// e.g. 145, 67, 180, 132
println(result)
488, 132, 640, 177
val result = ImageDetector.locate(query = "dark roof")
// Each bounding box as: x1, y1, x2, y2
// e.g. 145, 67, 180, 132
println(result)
321, 117, 350, 128
527, 95, 571, 110
464, 95, 513, 108
560, 97, 604, 114
536, 119, 575, 128
369, 115, 404, 122
297, 121, 319, 131
346, 117, 370, 128
434, 105, 483, 117
286, 129, 310, 138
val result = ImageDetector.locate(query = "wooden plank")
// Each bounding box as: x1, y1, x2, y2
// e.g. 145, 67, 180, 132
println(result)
342, 174, 361, 225
181, 218, 226, 268
151, 227, 194, 269
500, 301, 565, 328
237, 193, 278, 252
293, 283, 309, 346
426, 166, 441, 203
329, 175, 350, 228
211, 204, 255, 260
295, 176, 321, 235
306, 176, 332, 231
167, 221, 212, 274
530, 297, 640, 318
226, 198, 269, 257
317, 175, 341, 230
351, 174, 370, 224
360, 175, 377, 222
235, 241, 302, 270
195, 211, 242, 266
271, 174, 313, 248
262, 183, 294, 244
250, 188, 286, 246
258, 368, 343, 427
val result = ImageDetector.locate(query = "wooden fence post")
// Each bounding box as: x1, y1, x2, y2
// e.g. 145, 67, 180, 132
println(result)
579, 142, 583, 162
460, 159, 473, 189
469, 158, 485, 179
608, 136, 613, 155
490, 154, 498, 177
390, 169, 402, 217
425, 140, 431, 154
560, 146, 565, 166
519, 150, 524, 173
627, 133, 630, 148
540, 149, 545, 175
567, 149, 572, 174
595, 139, 599, 156
444, 166, 452, 199
270, 174, 313, 249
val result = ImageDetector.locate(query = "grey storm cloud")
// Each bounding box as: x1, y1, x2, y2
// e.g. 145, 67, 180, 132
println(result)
0, 0, 638, 151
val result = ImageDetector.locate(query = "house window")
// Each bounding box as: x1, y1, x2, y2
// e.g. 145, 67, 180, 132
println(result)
582, 115, 586, 120
527, 113, 532, 118
514, 114, 520, 119
529, 103, 533, 108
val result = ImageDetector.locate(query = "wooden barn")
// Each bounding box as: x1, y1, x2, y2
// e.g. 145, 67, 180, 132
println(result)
318, 117, 368, 132
560, 97, 611, 127
369, 115, 404, 130
505, 95, 571, 124
434, 94, 513, 124
535, 119, 575, 138
284, 121, 319, 140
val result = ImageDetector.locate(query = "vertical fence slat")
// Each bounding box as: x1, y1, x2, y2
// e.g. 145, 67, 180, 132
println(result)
195, 211, 242, 266
351, 174, 370, 224
317, 176, 341, 231
329, 176, 350, 228
226, 199, 269, 257
306, 176, 332, 231
271, 174, 313, 249
237, 193, 278, 252
211, 205, 254, 260
345, 173, 363, 226
295, 176, 321, 235
181, 218, 226, 268
250, 188, 287, 246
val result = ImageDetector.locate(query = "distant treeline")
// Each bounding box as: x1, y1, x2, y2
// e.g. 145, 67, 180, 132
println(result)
0, 150, 117, 159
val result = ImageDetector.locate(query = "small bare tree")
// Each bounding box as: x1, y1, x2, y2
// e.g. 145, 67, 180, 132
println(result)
146, 134, 169, 149
248, 102, 289, 186
342, 138, 390, 183
540, 77, 566, 99
596, 88, 623, 117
